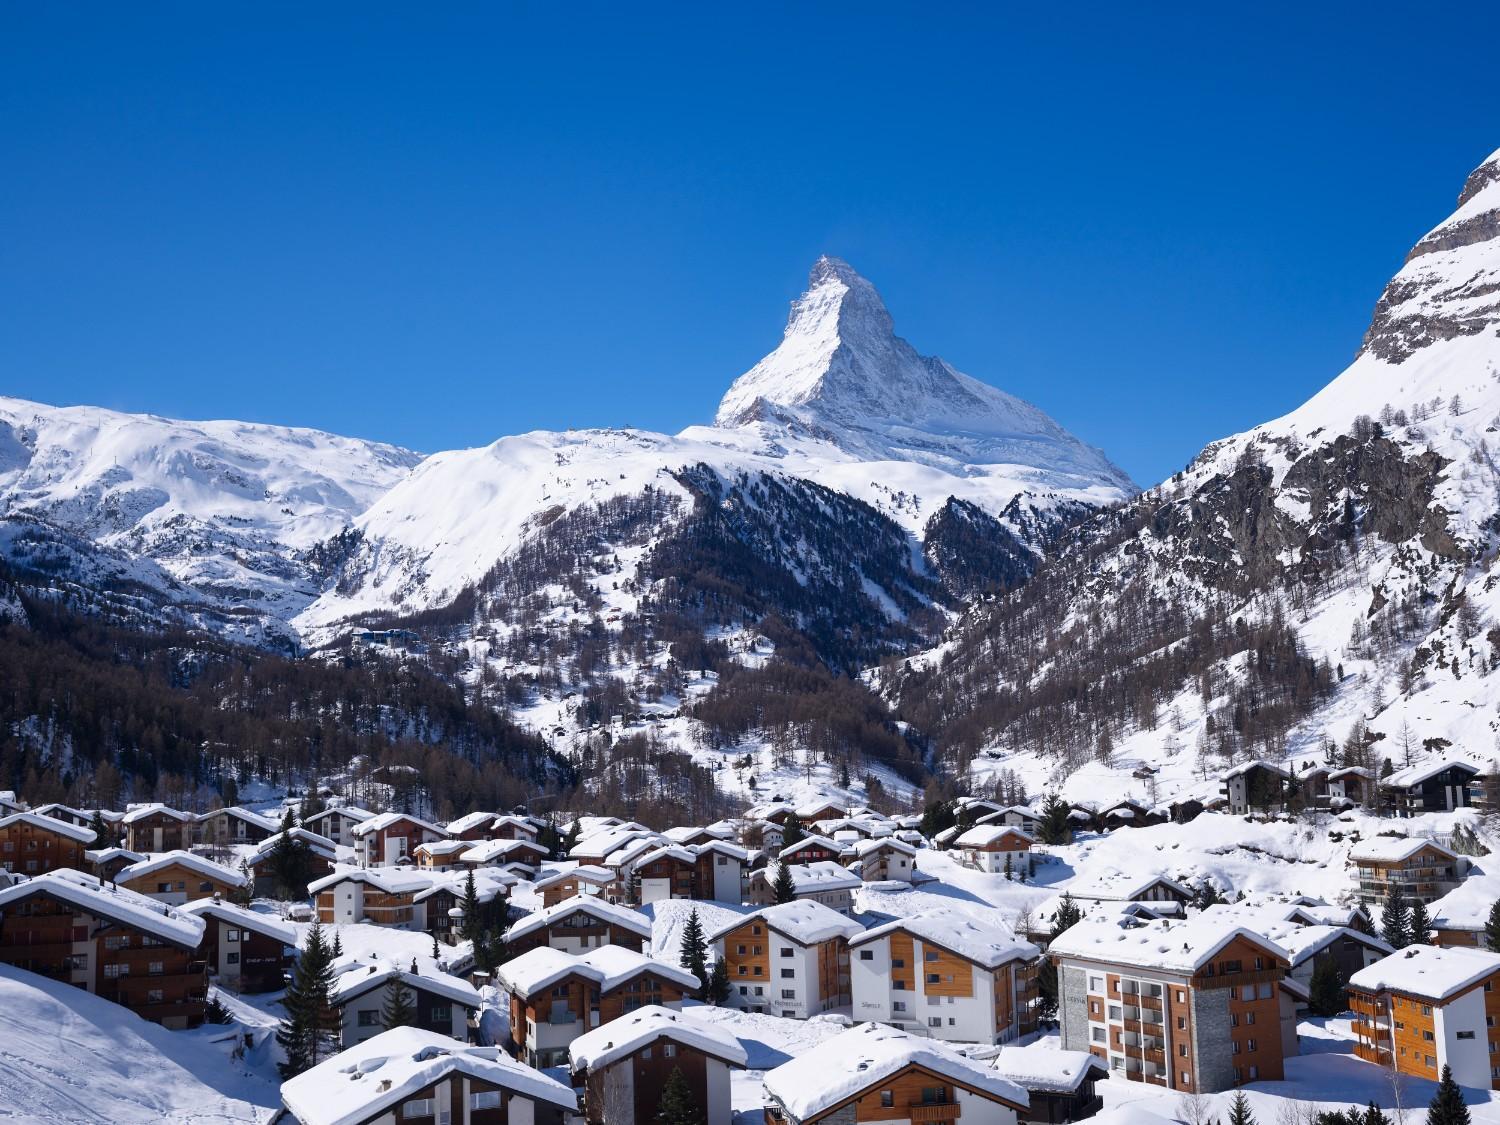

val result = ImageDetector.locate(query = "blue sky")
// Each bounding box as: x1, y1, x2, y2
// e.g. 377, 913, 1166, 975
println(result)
3, 4, 1498, 485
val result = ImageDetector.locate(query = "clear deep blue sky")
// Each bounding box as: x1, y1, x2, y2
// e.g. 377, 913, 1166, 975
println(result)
4, 4, 1499, 485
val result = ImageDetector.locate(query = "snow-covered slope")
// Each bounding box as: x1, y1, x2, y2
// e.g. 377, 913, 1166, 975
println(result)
0, 396, 419, 631
301, 258, 1132, 630
894, 145, 1500, 806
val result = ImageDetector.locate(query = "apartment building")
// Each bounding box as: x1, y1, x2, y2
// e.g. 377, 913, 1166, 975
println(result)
121, 804, 193, 853
350, 812, 449, 868
0, 811, 94, 876
329, 960, 480, 1048
115, 851, 248, 905
1349, 944, 1500, 1090
504, 895, 652, 956
746, 861, 861, 914
708, 900, 861, 1018
1350, 837, 1469, 907
849, 907, 1039, 1044
1050, 916, 1299, 1092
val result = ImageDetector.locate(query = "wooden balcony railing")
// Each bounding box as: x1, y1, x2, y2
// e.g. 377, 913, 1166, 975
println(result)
910, 1103, 960, 1122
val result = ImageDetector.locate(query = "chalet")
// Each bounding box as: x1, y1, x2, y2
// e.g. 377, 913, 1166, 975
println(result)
850, 908, 1040, 1044
816, 816, 893, 842
708, 900, 862, 1018
1197, 901, 1393, 1002
121, 804, 193, 853
311, 867, 431, 927
416, 839, 472, 871
489, 814, 542, 843
330, 959, 481, 1047
299, 804, 374, 846
461, 837, 551, 874
1350, 945, 1500, 1090
569, 823, 658, 866
955, 797, 1009, 821
0, 869, 209, 1028
1428, 867, 1500, 948
194, 806, 278, 849
1057, 873, 1192, 913
0, 811, 94, 876
1219, 760, 1293, 815
87, 846, 146, 882
180, 896, 297, 993
1050, 915, 1300, 1091
1068, 805, 1101, 833
747, 861, 862, 914
446, 810, 506, 841
280, 1027, 578, 1125
351, 812, 449, 868
1381, 758, 1481, 816
1327, 767, 1376, 808
795, 799, 850, 825
664, 822, 737, 847
693, 840, 749, 902
976, 806, 1043, 835
31, 803, 121, 832
497, 945, 699, 1067
415, 870, 514, 946
763, 1022, 1029, 1125
536, 864, 617, 907
954, 826, 1035, 878
1350, 836, 1469, 907
990, 1046, 1106, 1125
745, 802, 797, 826
245, 828, 339, 895
0, 791, 25, 817
632, 844, 698, 903
779, 835, 848, 865
1098, 800, 1164, 830
505, 895, 652, 956
570, 1005, 747, 1125
115, 851, 247, 905
849, 837, 917, 883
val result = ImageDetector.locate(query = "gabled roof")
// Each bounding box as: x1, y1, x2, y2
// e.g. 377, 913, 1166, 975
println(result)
1048, 915, 1290, 975
247, 827, 339, 865
955, 824, 1034, 848
505, 895, 652, 943
763, 1023, 1027, 1120
851, 836, 916, 858
0, 811, 95, 844
444, 810, 503, 835
280, 1027, 577, 1125
117, 850, 247, 888
349, 811, 448, 838
121, 803, 193, 824
707, 899, 863, 947
302, 805, 375, 825
1061, 872, 1192, 902
496, 945, 698, 997
570, 1005, 747, 1072
1385, 757, 1481, 788
461, 837, 548, 865
307, 866, 432, 896
778, 834, 846, 859
196, 806, 279, 832
1349, 836, 1457, 864
330, 962, 481, 1009
991, 1045, 1106, 1093
180, 897, 298, 945
85, 846, 146, 866
0, 869, 204, 949
758, 860, 861, 895
850, 908, 1036, 968
1350, 945, 1500, 1002
534, 864, 615, 890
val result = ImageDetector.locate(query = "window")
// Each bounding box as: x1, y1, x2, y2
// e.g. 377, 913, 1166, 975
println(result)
927, 974, 940, 985
782, 989, 796, 999
401, 1098, 434, 1118
925, 951, 939, 962
1257, 983, 1273, 1000
1177, 1016, 1187, 1030
781, 969, 794, 979
780, 947, 793, 957
920, 1087, 947, 1105
430, 1006, 451, 1024
227, 951, 240, 965
1245, 1011, 1255, 1026
157, 883, 171, 894
738, 966, 748, 976
664, 1044, 676, 1058
1247, 1039, 1257, 1052
1181, 1071, 1191, 1084
642, 1048, 652, 1060
358, 1010, 379, 1027
147, 989, 163, 1003
1176, 990, 1186, 1003
1458, 1031, 1477, 1041
880, 1092, 894, 1109
1232, 1042, 1241, 1055
227, 929, 241, 943
893, 958, 905, 969
1092, 1028, 1106, 1042
148, 962, 163, 976
859, 950, 874, 961
198, 881, 213, 893
894, 1002, 906, 1013
1179, 1044, 1188, 1057
929, 1017, 943, 1028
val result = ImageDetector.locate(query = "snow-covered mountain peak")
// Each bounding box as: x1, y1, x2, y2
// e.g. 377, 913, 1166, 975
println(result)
712, 257, 1135, 493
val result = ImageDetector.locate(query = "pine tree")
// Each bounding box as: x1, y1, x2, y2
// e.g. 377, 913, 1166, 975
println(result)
1051, 893, 1083, 935
1426, 1064, 1471, 1125
1409, 899, 1432, 945
380, 975, 416, 1029
1353, 902, 1376, 935
657, 1066, 703, 1125
277, 921, 337, 1078
1381, 886, 1410, 949
679, 908, 709, 996
706, 957, 731, 1005
331, 928, 343, 958
1485, 900, 1500, 952
460, 869, 481, 944
1363, 1104, 1393, 1125
432, 935, 441, 959
1037, 794, 1072, 845
782, 814, 804, 848
1227, 1091, 1256, 1125
1308, 953, 1346, 1017
1003, 853, 1013, 881
772, 863, 797, 905
1036, 956, 1059, 1021
88, 809, 112, 847
560, 819, 580, 859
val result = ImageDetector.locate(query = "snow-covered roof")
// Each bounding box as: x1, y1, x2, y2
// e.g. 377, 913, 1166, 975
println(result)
534, 864, 615, 890
461, 837, 546, 865
1350, 944, 1500, 1001
180, 897, 297, 944
707, 899, 863, 947
1385, 758, 1482, 788
1060, 872, 1191, 902
0, 869, 205, 949
694, 839, 749, 862
330, 962, 481, 1009
505, 895, 652, 942
0, 811, 95, 844
635, 843, 697, 868
84, 846, 146, 866
496, 945, 699, 997
990, 1045, 1106, 1093
794, 800, 849, 819
744, 801, 795, 820
307, 866, 432, 896
604, 836, 663, 869
851, 908, 1036, 968
303, 805, 375, 825
570, 824, 656, 858
444, 810, 501, 835
955, 824, 1033, 848
1429, 865, 1500, 931
117, 850, 247, 888
280, 1027, 577, 1125
851, 836, 916, 858
121, 803, 192, 824
415, 839, 471, 856
570, 1005, 747, 1072
349, 811, 448, 838
1221, 758, 1292, 780
763, 1023, 1027, 1120
197, 806, 279, 832
779, 834, 845, 858
1349, 836, 1457, 863
247, 827, 339, 864
491, 815, 539, 835
1196, 903, 1390, 967
1048, 915, 1289, 975
759, 860, 862, 896
411, 868, 514, 905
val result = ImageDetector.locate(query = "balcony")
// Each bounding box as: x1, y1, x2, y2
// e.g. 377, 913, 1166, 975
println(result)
910, 1103, 960, 1122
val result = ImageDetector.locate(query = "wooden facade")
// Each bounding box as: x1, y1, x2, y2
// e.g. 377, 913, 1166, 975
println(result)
0, 814, 92, 877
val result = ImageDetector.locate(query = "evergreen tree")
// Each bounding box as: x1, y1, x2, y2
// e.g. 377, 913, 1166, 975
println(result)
380, 975, 416, 1030
1426, 1064, 1471, 1125
918, 800, 957, 840
1308, 953, 1346, 1017
1003, 853, 1014, 881
657, 1066, 703, 1125
476, 927, 510, 978
277, 921, 337, 1078
1227, 1091, 1256, 1125
1381, 885, 1410, 949
432, 935, 441, 959
1363, 1104, 1394, 1125
782, 814, 805, 848
88, 809, 113, 847
560, 819, 580, 860
679, 908, 709, 996
1052, 893, 1083, 935
706, 957, 731, 1005
1352, 902, 1376, 935
460, 869, 481, 944
1409, 899, 1432, 945
1193, 880, 1224, 910
1485, 900, 1500, 952
1038, 894, 1085, 1020
1037, 794, 1072, 845
772, 863, 797, 905
331, 928, 343, 959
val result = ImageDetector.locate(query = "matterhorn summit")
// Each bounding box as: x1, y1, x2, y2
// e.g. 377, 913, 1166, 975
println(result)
713, 256, 1135, 492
